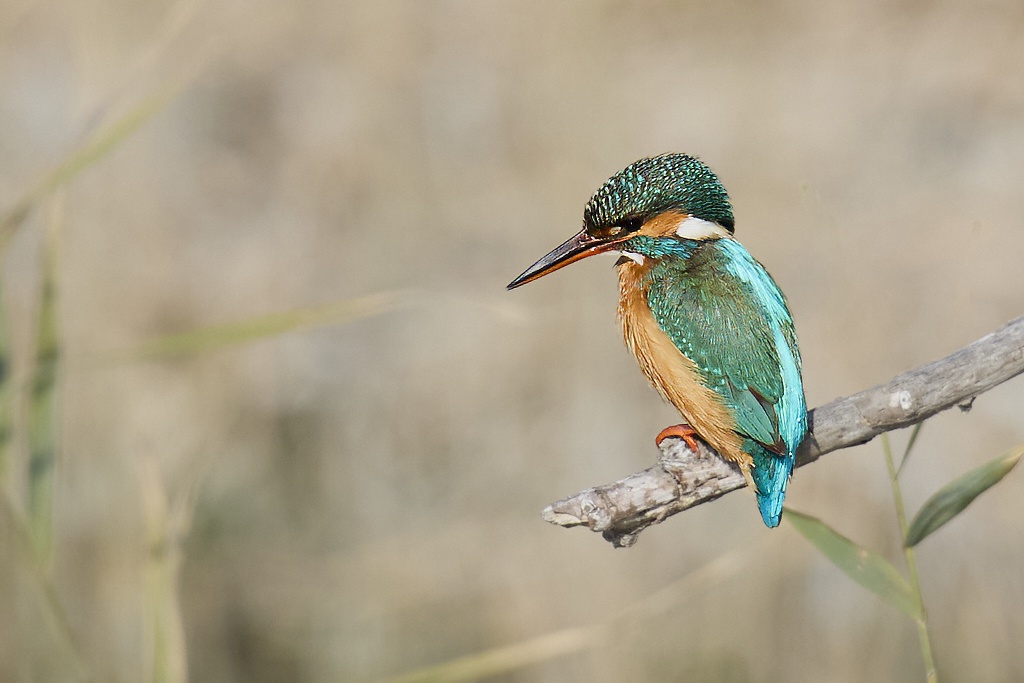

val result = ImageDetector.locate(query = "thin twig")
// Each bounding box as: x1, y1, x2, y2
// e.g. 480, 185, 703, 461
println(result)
543, 315, 1024, 547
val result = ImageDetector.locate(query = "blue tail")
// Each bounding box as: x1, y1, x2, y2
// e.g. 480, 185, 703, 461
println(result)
749, 442, 795, 528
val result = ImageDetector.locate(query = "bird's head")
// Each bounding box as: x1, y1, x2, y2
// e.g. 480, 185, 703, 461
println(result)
507, 153, 735, 289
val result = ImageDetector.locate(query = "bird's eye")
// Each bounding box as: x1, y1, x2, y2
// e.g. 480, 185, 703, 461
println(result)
618, 217, 643, 233
595, 217, 642, 238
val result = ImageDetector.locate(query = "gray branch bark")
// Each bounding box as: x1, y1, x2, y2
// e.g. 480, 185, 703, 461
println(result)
542, 315, 1024, 547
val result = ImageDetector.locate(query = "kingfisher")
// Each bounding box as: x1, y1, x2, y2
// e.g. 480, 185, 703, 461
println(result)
507, 153, 807, 527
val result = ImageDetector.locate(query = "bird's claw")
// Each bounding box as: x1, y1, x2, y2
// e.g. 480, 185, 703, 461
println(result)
656, 424, 701, 453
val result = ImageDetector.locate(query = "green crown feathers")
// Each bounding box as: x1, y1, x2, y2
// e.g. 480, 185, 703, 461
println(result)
583, 154, 735, 233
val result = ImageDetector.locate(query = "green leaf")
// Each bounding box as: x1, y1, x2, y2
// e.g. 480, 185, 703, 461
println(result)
905, 445, 1024, 547
786, 508, 921, 619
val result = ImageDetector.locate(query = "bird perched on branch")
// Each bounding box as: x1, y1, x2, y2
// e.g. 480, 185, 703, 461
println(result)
507, 154, 807, 527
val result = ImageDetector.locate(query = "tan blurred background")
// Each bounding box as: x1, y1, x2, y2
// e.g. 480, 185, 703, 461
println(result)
1, 0, 1023, 681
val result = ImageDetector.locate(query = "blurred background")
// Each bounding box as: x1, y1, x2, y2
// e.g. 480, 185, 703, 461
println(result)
1, 0, 1023, 681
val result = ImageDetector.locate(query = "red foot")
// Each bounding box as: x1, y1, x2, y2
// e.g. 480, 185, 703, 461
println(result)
656, 424, 701, 452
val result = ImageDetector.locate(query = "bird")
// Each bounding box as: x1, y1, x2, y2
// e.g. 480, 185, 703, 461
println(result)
507, 153, 807, 527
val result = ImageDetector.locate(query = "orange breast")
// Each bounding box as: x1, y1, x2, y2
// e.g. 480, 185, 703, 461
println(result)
616, 259, 752, 471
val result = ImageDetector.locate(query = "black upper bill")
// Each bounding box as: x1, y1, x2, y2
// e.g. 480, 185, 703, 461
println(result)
506, 229, 622, 290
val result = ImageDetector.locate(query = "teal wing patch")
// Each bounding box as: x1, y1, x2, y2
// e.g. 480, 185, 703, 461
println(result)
731, 385, 781, 450
645, 241, 805, 455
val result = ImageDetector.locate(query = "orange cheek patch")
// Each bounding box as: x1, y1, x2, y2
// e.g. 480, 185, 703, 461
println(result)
638, 210, 689, 238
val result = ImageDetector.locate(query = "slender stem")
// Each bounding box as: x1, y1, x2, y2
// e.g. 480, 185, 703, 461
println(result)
881, 433, 938, 683
897, 422, 924, 476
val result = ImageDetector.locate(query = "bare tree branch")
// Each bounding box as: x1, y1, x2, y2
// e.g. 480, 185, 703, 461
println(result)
542, 315, 1024, 547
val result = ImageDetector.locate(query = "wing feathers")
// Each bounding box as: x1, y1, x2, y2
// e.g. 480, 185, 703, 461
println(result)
645, 239, 805, 457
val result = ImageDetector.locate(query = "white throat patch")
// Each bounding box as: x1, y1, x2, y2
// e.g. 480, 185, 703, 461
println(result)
620, 251, 645, 265
675, 216, 730, 240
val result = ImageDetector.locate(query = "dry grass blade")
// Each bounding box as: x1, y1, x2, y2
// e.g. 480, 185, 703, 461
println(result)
109, 291, 410, 363
25, 197, 63, 560
0, 493, 89, 678
0, 285, 11, 480
375, 629, 593, 683
138, 456, 188, 683
0, 77, 190, 257
372, 542, 755, 683
0, 0, 210, 258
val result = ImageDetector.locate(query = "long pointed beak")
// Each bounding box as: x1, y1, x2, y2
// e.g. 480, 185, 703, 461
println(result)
507, 229, 624, 290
